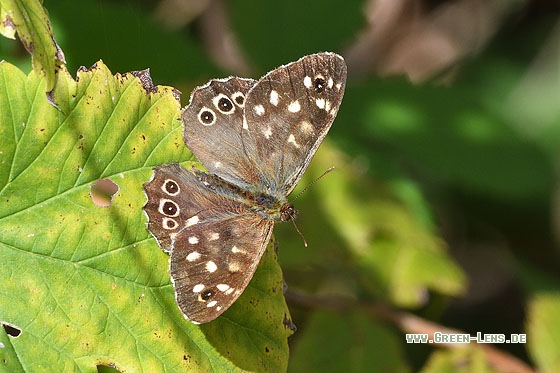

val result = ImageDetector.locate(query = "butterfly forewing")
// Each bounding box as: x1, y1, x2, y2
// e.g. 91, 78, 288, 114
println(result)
242, 53, 347, 194
181, 77, 260, 189
170, 215, 273, 324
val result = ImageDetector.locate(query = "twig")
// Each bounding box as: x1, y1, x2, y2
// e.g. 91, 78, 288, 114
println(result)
286, 290, 535, 373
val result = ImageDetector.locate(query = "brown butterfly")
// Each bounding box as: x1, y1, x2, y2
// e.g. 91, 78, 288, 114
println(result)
143, 53, 347, 323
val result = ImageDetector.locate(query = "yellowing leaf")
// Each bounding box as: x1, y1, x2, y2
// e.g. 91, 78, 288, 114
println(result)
0, 0, 65, 91
0, 60, 291, 372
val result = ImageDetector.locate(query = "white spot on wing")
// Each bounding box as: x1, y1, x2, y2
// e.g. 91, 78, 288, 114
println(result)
315, 98, 325, 109
188, 236, 199, 244
228, 261, 240, 272
185, 215, 199, 227
328, 77, 334, 88
304, 76, 312, 88
300, 120, 314, 133
254, 104, 265, 116
186, 251, 201, 262
217, 284, 230, 292
207, 300, 217, 308
263, 126, 272, 139
209, 232, 220, 241
288, 100, 301, 113
288, 134, 300, 148
206, 261, 218, 273
193, 284, 205, 293
169, 232, 178, 243
270, 90, 279, 106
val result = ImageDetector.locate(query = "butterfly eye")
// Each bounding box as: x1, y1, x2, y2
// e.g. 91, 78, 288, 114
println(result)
213, 94, 235, 114
162, 179, 180, 195
159, 199, 179, 217
231, 92, 245, 107
313, 76, 326, 93
162, 217, 179, 230
201, 289, 213, 301
163, 202, 177, 215
219, 98, 233, 112
198, 107, 216, 126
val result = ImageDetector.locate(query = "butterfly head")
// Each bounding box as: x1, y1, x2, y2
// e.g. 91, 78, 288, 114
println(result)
280, 202, 297, 222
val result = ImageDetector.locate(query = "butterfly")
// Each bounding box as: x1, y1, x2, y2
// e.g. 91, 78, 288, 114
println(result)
143, 52, 347, 323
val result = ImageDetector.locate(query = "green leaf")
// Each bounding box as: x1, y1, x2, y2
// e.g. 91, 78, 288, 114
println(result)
0, 0, 65, 91
526, 293, 560, 372
290, 310, 410, 372
0, 61, 292, 371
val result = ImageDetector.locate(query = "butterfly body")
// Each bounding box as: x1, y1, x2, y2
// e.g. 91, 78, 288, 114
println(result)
143, 53, 346, 323
191, 165, 294, 222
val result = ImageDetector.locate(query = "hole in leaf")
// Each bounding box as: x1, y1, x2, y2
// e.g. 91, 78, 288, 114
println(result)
2, 323, 21, 337
90, 179, 119, 207
96, 364, 120, 373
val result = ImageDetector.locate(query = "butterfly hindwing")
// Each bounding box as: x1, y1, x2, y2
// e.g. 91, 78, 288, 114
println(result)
143, 163, 274, 323
170, 214, 273, 324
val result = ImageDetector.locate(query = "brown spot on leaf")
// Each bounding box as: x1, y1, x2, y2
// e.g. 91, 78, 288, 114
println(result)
2, 15, 15, 35
131, 69, 157, 94
283, 314, 297, 332
172, 88, 181, 102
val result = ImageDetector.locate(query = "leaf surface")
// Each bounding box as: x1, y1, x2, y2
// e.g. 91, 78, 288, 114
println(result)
0, 60, 292, 372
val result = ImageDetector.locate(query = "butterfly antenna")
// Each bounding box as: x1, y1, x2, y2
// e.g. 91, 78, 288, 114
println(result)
291, 219, 308, 247
293, 166, 335, 201
289, 166, 335, 247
